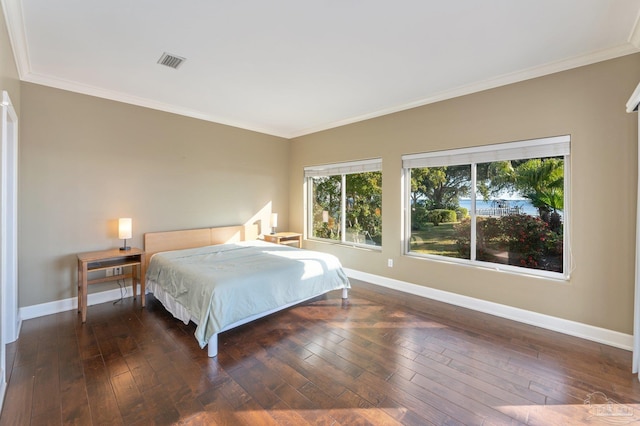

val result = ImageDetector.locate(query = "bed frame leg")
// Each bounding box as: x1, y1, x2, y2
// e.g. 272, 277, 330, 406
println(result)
207, 333, 218, 357
342, 288, 348, 299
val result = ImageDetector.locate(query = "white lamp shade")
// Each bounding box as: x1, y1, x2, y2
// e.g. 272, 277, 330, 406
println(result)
270, 213, 278, 228
118, 218, 132, 239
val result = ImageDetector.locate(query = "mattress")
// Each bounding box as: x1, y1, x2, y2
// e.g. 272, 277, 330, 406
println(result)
145, 240, 350, 348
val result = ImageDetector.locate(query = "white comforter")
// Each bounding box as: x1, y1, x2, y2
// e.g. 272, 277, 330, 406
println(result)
146, 240, 350, 348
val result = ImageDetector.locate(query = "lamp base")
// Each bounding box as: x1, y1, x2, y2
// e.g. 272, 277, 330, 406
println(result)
120, 238, 131, 251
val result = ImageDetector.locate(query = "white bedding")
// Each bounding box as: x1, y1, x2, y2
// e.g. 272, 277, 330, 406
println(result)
145, 240, 350, 348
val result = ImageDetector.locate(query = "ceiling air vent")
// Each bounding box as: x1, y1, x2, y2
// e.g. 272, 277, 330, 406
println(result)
157, 52, 186, 69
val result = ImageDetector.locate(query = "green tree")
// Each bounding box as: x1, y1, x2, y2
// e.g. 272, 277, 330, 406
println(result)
312, 172, 382, 245
477, 158, 564, 216
514, 158, 564, 232
476, 157, 564, 232
312, 176, 341, 239
476, 161, 514, 200
410, 166, 471, 210
346, 172, 382, 244
513, 158, 564, 215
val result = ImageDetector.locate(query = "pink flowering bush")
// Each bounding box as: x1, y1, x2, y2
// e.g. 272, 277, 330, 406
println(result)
455, 214, 562, 271
500, 214, 555, 268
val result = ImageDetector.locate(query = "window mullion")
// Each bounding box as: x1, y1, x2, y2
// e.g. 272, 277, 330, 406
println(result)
341, 174, 346, 243
470, 163, 477, 261
306, 177, 311, 238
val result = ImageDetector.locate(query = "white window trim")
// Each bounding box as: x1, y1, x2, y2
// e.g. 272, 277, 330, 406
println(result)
304, 158, 382, 176
403, 135, 571, 280
402, 135, 570, 168
305, 158, 382, 250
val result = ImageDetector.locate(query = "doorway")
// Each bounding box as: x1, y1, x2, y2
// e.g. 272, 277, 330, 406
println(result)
0, 90, 19, 404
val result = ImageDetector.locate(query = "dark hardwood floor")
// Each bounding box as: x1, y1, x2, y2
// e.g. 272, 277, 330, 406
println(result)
1, 279, 639, 425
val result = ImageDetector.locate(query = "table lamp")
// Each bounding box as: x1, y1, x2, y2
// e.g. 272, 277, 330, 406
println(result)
119, 218, 132, 251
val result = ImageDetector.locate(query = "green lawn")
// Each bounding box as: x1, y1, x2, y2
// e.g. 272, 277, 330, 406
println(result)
410, 222, 466, 258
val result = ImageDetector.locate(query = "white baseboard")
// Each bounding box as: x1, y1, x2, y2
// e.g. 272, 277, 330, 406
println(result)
0, 373, 5, 414
19, 273, 633, 351
344, 268, 633, 351
19, 285, 141, 321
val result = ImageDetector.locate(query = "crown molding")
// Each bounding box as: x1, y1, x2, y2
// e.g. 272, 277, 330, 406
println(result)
19, 43, 640, 140
290, 43, 640, 138
627, 82, 640, 113
629, 7, 640, 49
1, 0, 30, 79
20, 71, 288, 137
4, 0, 640, 139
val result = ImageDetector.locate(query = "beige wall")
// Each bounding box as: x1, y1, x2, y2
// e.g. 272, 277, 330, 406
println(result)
10, 29, 640, 335
291, 53, 640, 334
19, 83, 290, 306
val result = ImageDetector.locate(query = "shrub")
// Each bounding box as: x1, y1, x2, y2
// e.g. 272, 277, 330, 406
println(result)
411, 205, 429, 230
455, 214, 561, 271
454, 218, 471, 257
426, 209, 456, 226
500, 214, 555, 268
455, 207, 468, 221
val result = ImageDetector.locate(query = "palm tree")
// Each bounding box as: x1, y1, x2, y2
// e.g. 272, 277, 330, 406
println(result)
512, 158, 564, 232
514, 158, 564, 216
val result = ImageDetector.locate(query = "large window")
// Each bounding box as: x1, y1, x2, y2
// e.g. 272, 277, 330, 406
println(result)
404, 136, 569, 278
305, 159, 382, 248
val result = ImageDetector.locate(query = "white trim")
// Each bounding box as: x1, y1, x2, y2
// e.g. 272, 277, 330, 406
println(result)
403, 135, 570, 280
304, 158, 382, 177
15, 272, 634, 351
402, 135, 570, 168
2, 0, 637, 139
16, 44, 640, 139
0, 0, 30, 79
0, 90, 18, 411
290, 44, 639, 138
629, 8, 640, 49
22, 45, 638, 140
627, 82, 640, 113
24, 71, 287, 137
0, 377, 5, 413
628, 89, 640, 377
306, 159, 382, 248
344, 268, 633, 351
1, 91, 19, 344
19, 285, 141, 321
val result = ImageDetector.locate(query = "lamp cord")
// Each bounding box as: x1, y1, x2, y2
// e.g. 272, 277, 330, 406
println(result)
113, 278, 126, 305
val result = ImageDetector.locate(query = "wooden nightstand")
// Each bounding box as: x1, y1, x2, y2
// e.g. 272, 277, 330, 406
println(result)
264, 232, 302, 248
77, 248, 146, 322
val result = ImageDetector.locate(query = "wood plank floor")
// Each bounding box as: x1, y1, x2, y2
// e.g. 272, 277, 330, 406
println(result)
2, 279, 640, 425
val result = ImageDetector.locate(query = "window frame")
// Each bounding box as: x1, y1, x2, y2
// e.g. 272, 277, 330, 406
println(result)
305, 158, 383, 250
402, 136, 570, 280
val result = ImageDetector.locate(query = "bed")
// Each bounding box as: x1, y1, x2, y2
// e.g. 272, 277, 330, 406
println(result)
144, 225, 350, 357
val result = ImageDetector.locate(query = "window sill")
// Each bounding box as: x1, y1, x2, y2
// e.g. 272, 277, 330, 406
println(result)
405, 251, 569, 282
306, 238, 382, 252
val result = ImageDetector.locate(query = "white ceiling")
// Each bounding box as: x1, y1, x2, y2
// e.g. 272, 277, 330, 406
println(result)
3, 0, 640, 138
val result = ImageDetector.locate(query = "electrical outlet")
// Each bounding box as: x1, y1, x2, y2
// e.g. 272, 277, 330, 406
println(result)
387, 258, 393, 268
105, 268, 113, 277
113, 267, 122, 276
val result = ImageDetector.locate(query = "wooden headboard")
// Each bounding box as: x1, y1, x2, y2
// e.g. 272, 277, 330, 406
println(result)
144, 224, 258, 266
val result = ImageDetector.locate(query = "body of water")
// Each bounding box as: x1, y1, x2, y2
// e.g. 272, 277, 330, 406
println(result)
459, 199, 538, 216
